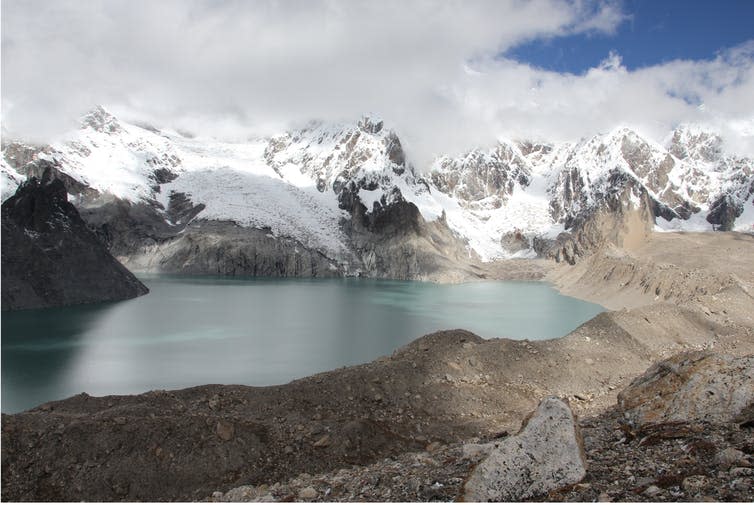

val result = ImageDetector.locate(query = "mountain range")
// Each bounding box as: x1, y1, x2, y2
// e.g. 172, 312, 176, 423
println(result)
2, 107, 752, 280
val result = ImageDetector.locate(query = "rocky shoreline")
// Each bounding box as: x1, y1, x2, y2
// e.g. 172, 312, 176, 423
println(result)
2, 231, 754, 501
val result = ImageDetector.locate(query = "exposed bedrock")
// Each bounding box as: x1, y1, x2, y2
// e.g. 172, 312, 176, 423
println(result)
92, 182, 485, 281
1, 172, 148, 310
122, 220, 344, 278
340, 186, 486, 281
537, 177, 655, 265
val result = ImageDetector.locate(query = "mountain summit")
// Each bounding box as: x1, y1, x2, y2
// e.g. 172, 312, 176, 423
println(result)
2, 109, 752, 277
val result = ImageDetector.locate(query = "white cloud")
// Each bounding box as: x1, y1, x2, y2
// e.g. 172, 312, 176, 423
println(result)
2, 0, 753, 166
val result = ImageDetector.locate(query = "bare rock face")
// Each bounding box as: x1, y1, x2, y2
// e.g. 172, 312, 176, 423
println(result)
121, 220, 344, 278
1, 171, 148, 310
462, 397, 586, 502
431, 142, 532, 206
618, 351, 754, 427
707, 192, 746, 231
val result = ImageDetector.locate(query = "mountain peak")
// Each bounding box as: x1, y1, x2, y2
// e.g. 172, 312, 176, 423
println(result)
357, 114, 385, 135
668, 124, 723, 163
81, 106, 122, 134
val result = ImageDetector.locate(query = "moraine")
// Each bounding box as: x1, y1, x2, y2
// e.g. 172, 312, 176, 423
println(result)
1, 275, 603, 413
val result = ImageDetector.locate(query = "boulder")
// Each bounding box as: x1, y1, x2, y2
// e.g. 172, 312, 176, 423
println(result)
618, 351, 754, 427
462, 397, 586, 501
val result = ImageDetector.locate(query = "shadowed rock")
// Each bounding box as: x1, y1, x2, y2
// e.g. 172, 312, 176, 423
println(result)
1, 171, 148, 310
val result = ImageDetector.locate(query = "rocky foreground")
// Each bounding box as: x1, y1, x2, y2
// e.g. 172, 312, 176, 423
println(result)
210, 352, 754, 503
2, 232, 753, 501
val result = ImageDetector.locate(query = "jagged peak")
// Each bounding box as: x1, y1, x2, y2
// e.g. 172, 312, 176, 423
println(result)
357, 113, 384, 134
80, 105, 122, 134
592, 126, 659, 149
667, 123, 724, 163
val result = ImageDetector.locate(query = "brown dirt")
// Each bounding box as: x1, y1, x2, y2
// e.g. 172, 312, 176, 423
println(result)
549, 231, 754, 313
2, 231, 753, 501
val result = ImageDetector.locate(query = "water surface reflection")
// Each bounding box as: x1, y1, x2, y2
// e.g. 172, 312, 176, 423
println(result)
2, 275, 604, 413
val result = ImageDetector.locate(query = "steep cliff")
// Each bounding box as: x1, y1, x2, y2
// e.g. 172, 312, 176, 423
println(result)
1, 171, 148, 310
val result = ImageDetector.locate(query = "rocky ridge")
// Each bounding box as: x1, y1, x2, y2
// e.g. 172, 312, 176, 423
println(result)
2, 108, 752, 279
0, 170, 148, 310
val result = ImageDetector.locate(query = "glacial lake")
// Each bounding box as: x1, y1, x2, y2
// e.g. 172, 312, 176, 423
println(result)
1, 275, 604, 413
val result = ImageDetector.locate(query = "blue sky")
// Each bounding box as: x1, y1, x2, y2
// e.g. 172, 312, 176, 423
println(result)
508, 0, 754, 73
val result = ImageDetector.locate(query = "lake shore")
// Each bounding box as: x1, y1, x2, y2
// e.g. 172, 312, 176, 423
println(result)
3, 231, 754, 501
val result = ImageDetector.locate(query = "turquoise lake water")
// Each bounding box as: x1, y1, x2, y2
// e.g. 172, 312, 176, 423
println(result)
1, 275, 603, 413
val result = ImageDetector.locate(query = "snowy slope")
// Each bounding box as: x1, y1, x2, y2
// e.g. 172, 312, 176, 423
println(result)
425, 141, 563, 260
155, 138, 350, 256
41, 107, 184, 203
1, 160, 26, 202
2, 108, 752, 262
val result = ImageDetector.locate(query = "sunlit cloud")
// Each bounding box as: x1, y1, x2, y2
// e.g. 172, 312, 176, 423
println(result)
2, 0, 753, 167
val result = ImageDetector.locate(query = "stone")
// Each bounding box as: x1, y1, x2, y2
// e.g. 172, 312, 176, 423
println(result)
730, 467, 754, 477
716, 448, 747, 470
462, 397, 586, 502
618, 352, 754, 426
682, 474, 709, 494
730, 478, 754, 492
313, 434, 330, 447
298, 486, 318, 500
215, 420, 234, 441
643, 485, 662, 497
425, 441, 442, 453
461, 443, 494, 460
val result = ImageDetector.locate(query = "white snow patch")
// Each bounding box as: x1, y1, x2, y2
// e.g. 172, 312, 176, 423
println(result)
358, 188, 383, 212
160, 168, 350, 257
734, 192, 754, 233
1, 161, 26, 201
654, 211, 714, 232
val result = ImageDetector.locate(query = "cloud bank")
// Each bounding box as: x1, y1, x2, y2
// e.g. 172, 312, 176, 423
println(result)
2, 0, 753, 167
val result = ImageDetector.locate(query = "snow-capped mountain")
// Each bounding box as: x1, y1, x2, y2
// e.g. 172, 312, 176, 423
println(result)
2, 107, 752, 276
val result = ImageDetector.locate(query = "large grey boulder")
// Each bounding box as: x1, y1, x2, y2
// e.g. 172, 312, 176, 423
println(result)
618, 351, 754, 427
462, 397, 586, 501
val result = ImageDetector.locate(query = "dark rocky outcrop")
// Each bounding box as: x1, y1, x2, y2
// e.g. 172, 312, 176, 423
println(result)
707, 193, 745, 231
1, 172, 148, 310
79, 193, 204, 257
122, 220, 344, 278
339, 183, 484, 281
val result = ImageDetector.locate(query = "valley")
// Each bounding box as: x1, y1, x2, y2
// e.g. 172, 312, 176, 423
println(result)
1, 109, 753, 502
2, 230, 753, 501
